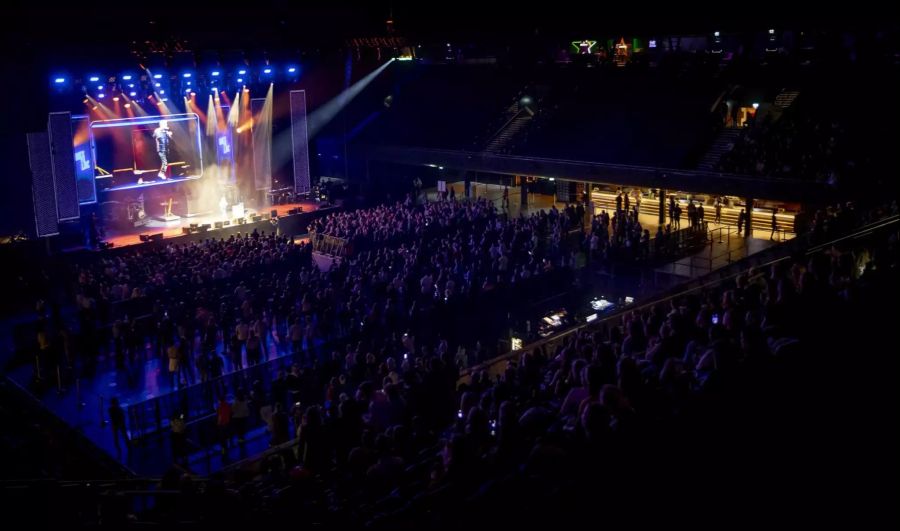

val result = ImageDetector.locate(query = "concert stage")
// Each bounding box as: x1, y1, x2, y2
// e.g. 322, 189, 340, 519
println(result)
102, 201, 321, 249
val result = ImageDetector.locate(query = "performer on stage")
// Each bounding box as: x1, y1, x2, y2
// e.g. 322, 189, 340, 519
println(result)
153, 119, 173, 180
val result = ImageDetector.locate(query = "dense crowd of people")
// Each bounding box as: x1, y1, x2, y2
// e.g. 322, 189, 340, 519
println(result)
17, 192, 898, 527
716, 103, 851, 185
129, 200, 897, 528
33, 197, 586, 441
42, 231, 308, 385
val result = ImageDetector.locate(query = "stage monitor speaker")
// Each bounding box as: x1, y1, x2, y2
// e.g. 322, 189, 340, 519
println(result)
98, 241, 114, 250
150, 233, 164, 242
214, 221, 224, 229
237, 218, 246, 225
200, 224, 211, 232
251, 215, 263, 222
139, 234, 150, 242
190, 223, 199, 229
182, 227, 192, 235
271, 209, 278, 218
223, 220, 231, 226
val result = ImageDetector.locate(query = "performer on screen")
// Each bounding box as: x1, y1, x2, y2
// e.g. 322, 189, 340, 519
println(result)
153, 119, 173, 180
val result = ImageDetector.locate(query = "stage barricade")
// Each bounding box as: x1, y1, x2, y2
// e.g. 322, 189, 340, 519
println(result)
308, 230, 350, 257
125, 348, 305, 440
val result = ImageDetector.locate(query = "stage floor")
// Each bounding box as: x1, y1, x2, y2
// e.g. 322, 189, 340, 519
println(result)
99, 201, 320, 249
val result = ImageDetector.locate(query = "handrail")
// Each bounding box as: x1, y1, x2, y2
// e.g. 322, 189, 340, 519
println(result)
483, 107, 526, 149
368, 146, 822, 186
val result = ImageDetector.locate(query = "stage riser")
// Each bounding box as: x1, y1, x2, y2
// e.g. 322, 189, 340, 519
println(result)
51, 206, 339, 256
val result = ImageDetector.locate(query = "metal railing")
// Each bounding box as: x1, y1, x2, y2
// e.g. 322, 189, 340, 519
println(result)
124, 349, 306, 440
309, 231, 349, 257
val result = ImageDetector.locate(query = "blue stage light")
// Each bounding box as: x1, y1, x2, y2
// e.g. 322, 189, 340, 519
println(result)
153, 74, 162, 79
89, 76, 100, 82
211, 71, 220, 76
122, 75, 132, 80
263, 68, 272, 74
183, 72, 192, 78
54, 77, 65, 84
